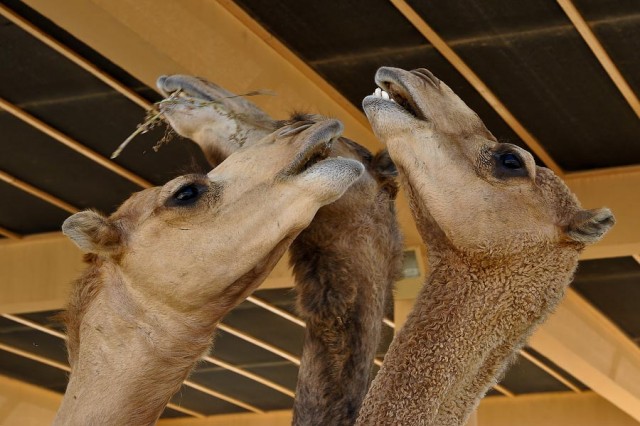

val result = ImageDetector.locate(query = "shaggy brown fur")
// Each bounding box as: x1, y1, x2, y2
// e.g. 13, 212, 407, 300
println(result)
289, 130, 403, 426
157, 78, 405, 426
357, 66, 614, 425
278, 117, 403, 426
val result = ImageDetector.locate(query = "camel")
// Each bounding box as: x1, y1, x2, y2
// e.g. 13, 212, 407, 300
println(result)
157, 75, 404, 425
54, 119, 364, 426
357, 67, 614, 426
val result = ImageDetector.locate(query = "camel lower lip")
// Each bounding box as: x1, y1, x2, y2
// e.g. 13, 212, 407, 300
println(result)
363, 93, 419, 120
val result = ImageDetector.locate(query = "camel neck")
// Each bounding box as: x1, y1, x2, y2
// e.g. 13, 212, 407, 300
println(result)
55, 266, 216, 426
291, 204, 402, 426
356, 245, 578, 425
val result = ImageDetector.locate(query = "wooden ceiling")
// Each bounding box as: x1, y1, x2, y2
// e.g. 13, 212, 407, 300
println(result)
0, 0, 639, 424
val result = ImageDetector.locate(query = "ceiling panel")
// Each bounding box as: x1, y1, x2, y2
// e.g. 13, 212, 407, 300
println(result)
406, 0, 640, 171
0, 181, 70, 234
0, 112, 140, 213
573, 256, 640, 342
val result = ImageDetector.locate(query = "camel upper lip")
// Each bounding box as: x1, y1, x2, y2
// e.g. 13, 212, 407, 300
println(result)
370, 79, 425, 121
282, 137, 333, 176
276, 124, 335, 177
365, 67, 438, 121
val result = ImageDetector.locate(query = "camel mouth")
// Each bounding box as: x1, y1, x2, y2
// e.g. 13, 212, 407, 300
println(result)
366, 81, 426, 121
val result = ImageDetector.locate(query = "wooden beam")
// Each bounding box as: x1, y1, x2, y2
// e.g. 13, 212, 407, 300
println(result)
20, 0, 381, 153
215, 0, 372, 133
0, 342, 202, 418
478, 391, 640, 426
388, 0, 564, 176
0, 374, 62, 425
0, 97, 153, 189
157, 410, 293, 426
1, 313, 66, 339
0, 3, 151, 110
2, 311, 295, 403
246, 296, 305, 328
0, 232, 81, 314
0, 170, 78, 214
519, 349, 581, 393
565, 166, 640, 260
0, 316, 263, 416
203, 356, 295, 399
529, 289, 640, 422
556, 0, 640, 118
217, 323, 301, 366
182, 380, 263, 414
0, 341, 70, 372
0, 226, 21, 240
246, 296, 387, 366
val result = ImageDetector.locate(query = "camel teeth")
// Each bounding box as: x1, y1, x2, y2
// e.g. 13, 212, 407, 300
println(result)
372, 88, 392, 101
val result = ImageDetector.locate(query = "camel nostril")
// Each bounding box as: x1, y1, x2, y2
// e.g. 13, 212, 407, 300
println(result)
156, 75, 172, 95
411, 69, 440, 88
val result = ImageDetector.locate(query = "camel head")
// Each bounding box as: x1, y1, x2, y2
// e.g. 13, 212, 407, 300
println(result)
156, 75, 400, 248
62, 119, 364, 313
157, 75, 277, 166
363, 67, 614, 253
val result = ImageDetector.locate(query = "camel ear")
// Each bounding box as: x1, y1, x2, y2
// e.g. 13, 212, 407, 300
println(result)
566, 208, 615, 244
62, 210, 121, 254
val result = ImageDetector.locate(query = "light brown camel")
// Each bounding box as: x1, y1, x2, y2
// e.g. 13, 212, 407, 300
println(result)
54, 119, 364, 426
357, 67, 614, 426
157, 75, 404, 425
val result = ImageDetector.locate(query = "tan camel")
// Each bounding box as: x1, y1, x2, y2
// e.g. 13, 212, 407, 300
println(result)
357, 67, 614, 426
157, 75, 404, 425
54, 119, 364, 426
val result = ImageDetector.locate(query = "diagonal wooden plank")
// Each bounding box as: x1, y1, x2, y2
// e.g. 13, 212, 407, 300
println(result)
0, 4, 152, 111
0, 170, 78, 214
556, 0, 640, 118
0, 98, 153, 189
0, 226, 22, 240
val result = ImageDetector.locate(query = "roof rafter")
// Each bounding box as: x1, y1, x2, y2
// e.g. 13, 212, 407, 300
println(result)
0, 226, 22, 240
0, 169, 78, 214
1, 312, 295, 400
0, 97, 153, 189
0, 341, 203, 418
529, 289, 640, 421
556, 0, 640, 118
0, 4, 151, 111
0, 314, 270, 415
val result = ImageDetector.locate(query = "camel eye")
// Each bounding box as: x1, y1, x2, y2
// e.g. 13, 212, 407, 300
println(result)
500, 153, 522, 169
172, 184, 201, 205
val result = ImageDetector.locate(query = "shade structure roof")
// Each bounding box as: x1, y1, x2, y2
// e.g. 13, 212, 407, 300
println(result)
0, 0, 639, 423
